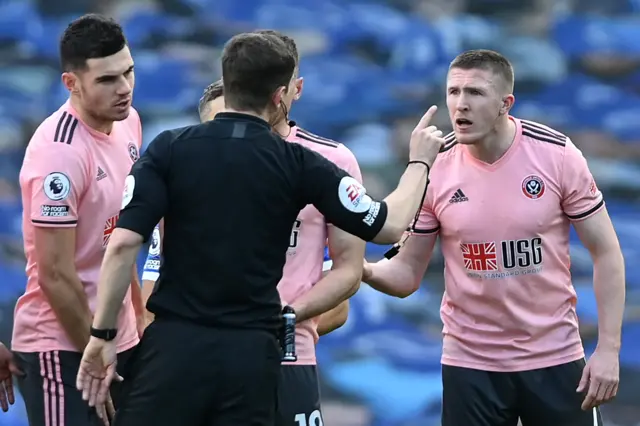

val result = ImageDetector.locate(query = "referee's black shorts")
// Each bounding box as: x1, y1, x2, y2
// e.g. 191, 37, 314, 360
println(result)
441, 359, 604, 426
113, 318, 281, 426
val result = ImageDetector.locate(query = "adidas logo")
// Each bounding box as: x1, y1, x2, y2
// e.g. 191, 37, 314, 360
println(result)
449, 189, 468, 204
96, 167, 107, 181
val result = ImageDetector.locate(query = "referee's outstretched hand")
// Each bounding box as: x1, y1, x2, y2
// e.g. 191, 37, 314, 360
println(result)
76, 337, 123, 422
409, 105, 446, 168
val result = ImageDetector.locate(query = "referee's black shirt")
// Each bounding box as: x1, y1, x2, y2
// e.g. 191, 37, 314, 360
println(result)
116, 112, 387, 333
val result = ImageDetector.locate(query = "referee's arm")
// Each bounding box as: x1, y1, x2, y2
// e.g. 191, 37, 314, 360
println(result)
295, 145, 430, 245
93, 131, 171, 330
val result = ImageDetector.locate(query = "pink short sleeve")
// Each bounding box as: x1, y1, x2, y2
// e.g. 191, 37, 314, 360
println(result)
27, 144, 87, 227
337, 145, 363, 183
411, 185, 439, 235
561, 139, 604, 221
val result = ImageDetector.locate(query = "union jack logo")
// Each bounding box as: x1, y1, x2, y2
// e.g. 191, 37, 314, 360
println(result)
103, 214, 119, 247
461, 242, 498, 271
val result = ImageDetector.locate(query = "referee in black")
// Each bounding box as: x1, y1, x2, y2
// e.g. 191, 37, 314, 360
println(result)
76, 31, 445, 426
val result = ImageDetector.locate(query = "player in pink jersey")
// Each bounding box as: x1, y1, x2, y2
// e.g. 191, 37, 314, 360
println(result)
363, 50, 625, 426
12, 14, 145, 426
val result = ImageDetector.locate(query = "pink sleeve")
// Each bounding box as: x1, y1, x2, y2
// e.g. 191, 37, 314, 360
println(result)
411, 184, 439, 235
561, 139, 604, 221
337, 145, 363, 183
28, 143, 88, 227
130, 107, 143, 149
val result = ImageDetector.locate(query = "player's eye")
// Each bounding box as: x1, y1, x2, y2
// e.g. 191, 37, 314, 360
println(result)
97, 76, 117, 84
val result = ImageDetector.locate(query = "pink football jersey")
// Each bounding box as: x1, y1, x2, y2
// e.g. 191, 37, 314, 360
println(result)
13, 100, 142, 353
279, 125, 362, 365
413, 117, 604, 372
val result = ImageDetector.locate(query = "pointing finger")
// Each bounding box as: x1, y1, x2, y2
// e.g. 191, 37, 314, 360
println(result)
414, 106, 438, 131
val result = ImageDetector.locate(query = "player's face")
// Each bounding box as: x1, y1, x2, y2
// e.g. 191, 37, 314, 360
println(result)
201, 96, 225, 122
446, 67, 506, 144
67, 46, 135, 123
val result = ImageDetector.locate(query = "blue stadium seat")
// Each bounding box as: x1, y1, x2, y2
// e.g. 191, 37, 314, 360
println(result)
121, 9, 178, 47
324, 358, 442, 423
320, 295, 442, 372
0, 263, 26, 303
0, 1, 41, 43
553, 16, 640, 58
0, 201, 22, 238
132, 54, 202, 113
29, 16, 80, 59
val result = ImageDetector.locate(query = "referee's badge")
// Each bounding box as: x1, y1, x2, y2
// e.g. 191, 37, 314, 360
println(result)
338, 176, 372, 213
121, 175, 135, 209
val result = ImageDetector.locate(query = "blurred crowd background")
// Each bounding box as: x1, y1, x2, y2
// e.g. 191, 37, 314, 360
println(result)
1, 0, 640, 425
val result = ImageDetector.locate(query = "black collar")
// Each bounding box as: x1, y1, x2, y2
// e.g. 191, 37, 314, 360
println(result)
214, 112, 270, 130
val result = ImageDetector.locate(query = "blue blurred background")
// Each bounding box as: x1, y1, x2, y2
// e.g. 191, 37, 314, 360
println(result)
1, 0, 640, 425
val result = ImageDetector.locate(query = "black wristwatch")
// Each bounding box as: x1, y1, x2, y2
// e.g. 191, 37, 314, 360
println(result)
90, 326, 118, 342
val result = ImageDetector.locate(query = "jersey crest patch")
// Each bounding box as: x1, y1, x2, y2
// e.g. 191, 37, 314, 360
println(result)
522, 175, 545, 199
128, 142, 140, 163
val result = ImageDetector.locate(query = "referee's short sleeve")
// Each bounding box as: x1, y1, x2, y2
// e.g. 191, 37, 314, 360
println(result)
117, 130, 170, 242
294, 144, 387, 242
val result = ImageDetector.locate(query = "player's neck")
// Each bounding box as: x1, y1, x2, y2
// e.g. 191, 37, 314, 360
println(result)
466, 117, 516, 164
69, 96, 113, 135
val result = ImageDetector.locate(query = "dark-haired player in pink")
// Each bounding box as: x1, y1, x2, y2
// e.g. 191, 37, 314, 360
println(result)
363, 49, 625, 426
12, 14, 145, 426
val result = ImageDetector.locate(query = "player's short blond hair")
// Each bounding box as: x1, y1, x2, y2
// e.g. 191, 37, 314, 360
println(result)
449, 49, 515, 93
198, 79, 224, 121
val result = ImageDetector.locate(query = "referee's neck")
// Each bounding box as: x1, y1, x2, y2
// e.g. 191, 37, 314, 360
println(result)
221, 108, 270, 124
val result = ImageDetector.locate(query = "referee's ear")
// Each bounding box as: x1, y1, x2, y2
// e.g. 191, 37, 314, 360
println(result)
272, 85, 287, 107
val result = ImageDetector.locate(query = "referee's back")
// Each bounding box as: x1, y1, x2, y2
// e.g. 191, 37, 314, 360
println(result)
117, 112, 383, 333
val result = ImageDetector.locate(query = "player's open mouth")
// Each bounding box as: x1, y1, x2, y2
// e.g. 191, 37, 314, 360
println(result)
455, 118, 473, 129
115, 99, 130, 108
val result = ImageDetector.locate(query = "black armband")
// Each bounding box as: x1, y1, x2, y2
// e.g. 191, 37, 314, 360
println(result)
337, 198, 388, 242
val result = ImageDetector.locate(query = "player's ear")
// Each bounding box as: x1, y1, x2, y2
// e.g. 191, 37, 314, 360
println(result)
294, 77, 303, 101
61, 72, 79, 94
500, 94, 515, 115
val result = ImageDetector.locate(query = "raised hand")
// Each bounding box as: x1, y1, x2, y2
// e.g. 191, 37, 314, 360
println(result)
409, 105, 446, 168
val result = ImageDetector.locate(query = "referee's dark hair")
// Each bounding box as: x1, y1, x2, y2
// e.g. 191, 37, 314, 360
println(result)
253, 29, 299, 63
221, 32, 296, 115
60, 14, 127, 72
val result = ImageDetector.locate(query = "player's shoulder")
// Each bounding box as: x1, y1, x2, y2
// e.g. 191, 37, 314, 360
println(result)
28, 107, 87, 157
292, 126, 342, 151
431, 130, 462, 169
291, 125, 356, 164
518, 118, 569, 152
128, 106, 141, 123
